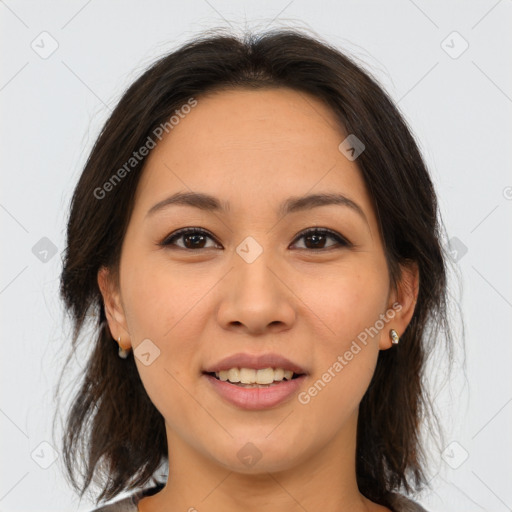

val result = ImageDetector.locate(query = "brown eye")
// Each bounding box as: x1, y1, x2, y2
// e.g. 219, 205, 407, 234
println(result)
291, 229, 351, 250
160, 228, 219, 250
159, 227, 351, 251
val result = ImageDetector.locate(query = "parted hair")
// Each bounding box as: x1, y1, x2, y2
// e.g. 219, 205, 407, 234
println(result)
55, 27, 454, 508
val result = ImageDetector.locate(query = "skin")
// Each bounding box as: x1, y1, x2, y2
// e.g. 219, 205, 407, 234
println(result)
98, 87, 419, 512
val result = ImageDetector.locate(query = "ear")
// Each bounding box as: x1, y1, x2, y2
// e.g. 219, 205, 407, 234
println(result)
97, 266, 132, 350
379, 260, 419, 350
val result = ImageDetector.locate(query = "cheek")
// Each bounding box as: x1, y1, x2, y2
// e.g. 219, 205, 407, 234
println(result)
120, 254, 205, 343
120, 253, 217, 391
311, 260, 389, 347
299, 260, 388, 411
119, 257, 206, 428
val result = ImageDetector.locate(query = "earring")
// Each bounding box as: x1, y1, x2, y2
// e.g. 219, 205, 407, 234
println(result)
117, 335, 131, 359
389, 329, 400, 345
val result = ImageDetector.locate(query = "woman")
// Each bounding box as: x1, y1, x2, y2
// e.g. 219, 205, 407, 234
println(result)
56, 28, 453, 512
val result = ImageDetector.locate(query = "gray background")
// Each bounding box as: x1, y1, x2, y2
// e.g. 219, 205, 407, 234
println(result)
1, 1, 511, 511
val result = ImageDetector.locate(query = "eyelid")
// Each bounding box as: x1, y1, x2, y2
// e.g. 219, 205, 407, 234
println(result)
290, 227, 352, 249
160, 227, 220, 249
159, 227, 352, 250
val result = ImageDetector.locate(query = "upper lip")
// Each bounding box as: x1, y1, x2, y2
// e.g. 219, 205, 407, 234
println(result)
203, 352, 308, 375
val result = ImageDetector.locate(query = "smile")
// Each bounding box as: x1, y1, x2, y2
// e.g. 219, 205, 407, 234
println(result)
202, 371, 307, 410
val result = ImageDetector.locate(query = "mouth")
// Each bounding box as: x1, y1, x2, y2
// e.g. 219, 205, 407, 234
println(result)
202, 369, 305, 388
201, 353, 308, 409
202, 370, 308, 410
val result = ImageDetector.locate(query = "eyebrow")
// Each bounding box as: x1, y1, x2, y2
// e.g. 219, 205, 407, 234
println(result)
146, 191, 368, 224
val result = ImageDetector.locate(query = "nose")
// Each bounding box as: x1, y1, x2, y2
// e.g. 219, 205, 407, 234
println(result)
216, 247, 296, 335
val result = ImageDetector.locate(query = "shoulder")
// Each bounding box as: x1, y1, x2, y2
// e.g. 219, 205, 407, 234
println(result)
387, 492, 430, 512
88, 495, 138, 512
88, 484, 164, 512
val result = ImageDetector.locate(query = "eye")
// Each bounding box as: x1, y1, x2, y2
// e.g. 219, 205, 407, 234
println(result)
290, 228, 351, 250
159, 227, 351, 251
159, 228, 220, 250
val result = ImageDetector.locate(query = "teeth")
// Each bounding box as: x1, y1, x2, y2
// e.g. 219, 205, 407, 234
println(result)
215, 367, 296, 384
274, 368, 285, 381
227, 368, 240, 383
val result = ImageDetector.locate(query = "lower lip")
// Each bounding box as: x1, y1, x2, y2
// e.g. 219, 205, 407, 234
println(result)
203, 373, 307, 410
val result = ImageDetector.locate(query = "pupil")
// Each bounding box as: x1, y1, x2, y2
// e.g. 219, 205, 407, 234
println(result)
184, 233, 326, 249
307, 234, 325, 249
185, 234, 204, 249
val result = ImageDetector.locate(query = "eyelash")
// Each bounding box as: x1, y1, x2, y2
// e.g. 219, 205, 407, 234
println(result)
159, 227, 352, 251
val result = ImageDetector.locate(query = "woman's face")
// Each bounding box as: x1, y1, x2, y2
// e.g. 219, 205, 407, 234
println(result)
99, 87, 415, 475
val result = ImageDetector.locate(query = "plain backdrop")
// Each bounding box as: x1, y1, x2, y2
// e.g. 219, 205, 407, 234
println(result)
1, 1, 511, 511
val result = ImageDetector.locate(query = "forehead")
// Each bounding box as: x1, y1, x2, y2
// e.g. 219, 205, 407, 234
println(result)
164, 86, 347, 153
134, 87, 373, 220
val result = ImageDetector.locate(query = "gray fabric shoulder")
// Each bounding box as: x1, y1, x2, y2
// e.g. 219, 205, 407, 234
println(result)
387, 492, 430, 512
88, 495, 138, 512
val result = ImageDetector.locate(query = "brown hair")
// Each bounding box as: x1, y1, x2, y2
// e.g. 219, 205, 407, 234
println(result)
55, 27, 455, 508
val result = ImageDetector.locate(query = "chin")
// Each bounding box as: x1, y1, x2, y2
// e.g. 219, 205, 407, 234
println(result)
205, 436, 307, 475
222, 455, 300, 476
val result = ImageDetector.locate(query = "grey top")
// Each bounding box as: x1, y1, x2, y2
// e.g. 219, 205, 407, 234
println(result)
90, 485, 429, 512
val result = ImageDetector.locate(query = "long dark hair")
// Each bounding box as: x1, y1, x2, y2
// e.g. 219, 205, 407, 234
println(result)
54, 27, 456, 508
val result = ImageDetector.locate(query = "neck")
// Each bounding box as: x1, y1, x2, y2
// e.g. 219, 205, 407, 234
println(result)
138, 410, 385, 512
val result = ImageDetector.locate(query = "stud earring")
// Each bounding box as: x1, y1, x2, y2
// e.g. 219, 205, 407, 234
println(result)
390, 329, 400, 345
117, 335, 131, 359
